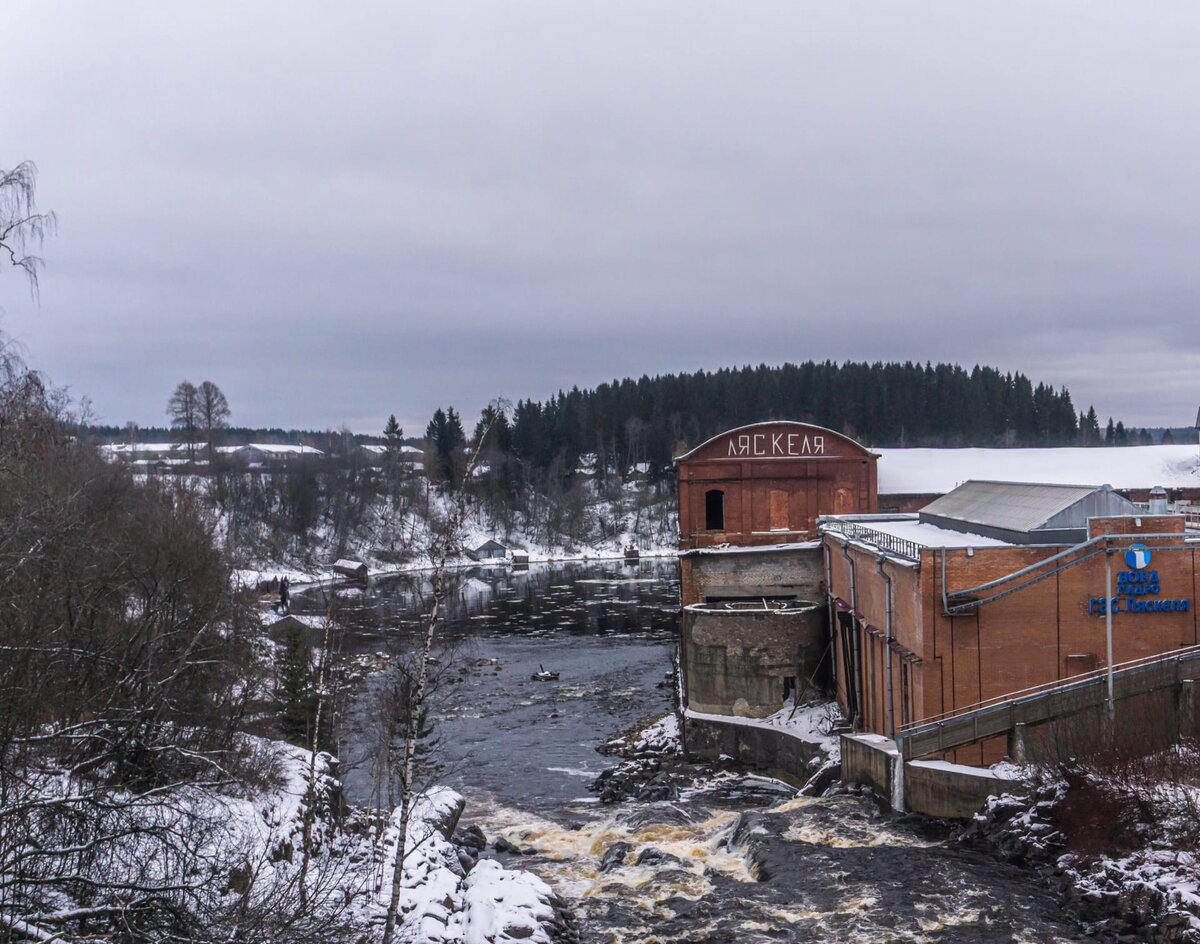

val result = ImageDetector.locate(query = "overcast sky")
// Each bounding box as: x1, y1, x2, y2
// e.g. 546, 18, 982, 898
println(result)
3, 2, 1199, 433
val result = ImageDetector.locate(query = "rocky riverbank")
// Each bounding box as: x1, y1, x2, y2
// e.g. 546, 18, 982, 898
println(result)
963, 778, 1200, 943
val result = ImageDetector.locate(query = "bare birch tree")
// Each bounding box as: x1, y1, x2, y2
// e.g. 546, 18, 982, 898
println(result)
381, 406, 498, 944
198, 379, 232, 461
0, 161, 56, 299
168, 379, 201, 460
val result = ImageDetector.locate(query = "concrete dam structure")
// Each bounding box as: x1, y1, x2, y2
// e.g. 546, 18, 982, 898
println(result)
682, 599, 826, 717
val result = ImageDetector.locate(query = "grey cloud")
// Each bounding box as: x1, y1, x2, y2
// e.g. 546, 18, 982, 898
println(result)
2, 1, 1199, 432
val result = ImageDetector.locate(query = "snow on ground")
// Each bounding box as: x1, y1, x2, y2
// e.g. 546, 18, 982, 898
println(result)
8, 737, 567, 943
232, 565, 323, 588
877, 445, 1200, 494
228, 480, 678, 590
379, 786, 564, 944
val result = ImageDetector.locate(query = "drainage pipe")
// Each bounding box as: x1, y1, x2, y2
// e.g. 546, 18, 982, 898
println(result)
840, 540, 862, 729
1105, 541, 1115, 718
877, 555, 895, 738
823, 540, 837, 689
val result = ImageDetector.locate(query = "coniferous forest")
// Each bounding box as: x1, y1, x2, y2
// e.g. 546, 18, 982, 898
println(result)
499, 361, 1103, 482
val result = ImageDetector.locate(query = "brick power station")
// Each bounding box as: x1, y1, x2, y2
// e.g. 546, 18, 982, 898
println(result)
676, 420, 1200, 768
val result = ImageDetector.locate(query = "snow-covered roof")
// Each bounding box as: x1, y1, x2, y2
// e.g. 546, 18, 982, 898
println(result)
100, 442, 183, 455
921, 480, 1139, 535
838, 514, 1013, 549
219, 443, 324, 456
877, 445, 1200, 494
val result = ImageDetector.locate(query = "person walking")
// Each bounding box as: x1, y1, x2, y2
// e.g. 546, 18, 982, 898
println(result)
279, 576, 290, 613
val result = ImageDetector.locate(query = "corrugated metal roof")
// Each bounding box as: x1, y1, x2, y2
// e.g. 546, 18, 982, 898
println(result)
918, 480, 1109, 534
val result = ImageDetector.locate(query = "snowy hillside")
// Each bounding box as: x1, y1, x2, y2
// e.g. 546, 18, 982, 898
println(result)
877, 445, 1200, 494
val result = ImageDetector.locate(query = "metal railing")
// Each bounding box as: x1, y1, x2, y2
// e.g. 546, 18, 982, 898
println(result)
819, 518, 925, 562
900, 643, 1200, 732
1130, 502, 1200, 529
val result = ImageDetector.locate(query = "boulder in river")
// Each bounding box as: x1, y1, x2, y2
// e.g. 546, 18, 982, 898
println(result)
455, 823, 488, 851
634, 846, 684, 868
599, 841, 632, 872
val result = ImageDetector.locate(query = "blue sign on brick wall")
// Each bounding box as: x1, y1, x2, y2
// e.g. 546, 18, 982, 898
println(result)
1089, 545, 1190, 615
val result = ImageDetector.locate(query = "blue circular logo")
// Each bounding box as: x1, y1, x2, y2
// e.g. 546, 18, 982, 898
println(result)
1125, 544, 1152, 570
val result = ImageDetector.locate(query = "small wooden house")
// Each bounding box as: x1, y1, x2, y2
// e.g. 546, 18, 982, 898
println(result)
332, 558, 369, 580
470, 539, 511, 561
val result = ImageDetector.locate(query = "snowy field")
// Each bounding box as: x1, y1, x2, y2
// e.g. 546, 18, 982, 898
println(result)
877, 445, 1200, 494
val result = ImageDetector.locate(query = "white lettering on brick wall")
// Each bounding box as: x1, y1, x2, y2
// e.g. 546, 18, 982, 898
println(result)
726, 432, 826, 457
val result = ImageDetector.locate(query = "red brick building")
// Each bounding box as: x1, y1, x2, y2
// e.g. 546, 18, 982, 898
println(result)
675, 422, 878, 714
677, 421, 878, 559
822, 482, 1198, 764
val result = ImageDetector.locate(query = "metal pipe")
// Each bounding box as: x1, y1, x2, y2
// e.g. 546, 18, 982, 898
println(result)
877, 555, 895, 737
823, 540, 837, 690
945, 532, 1188, 604
1105, 544, 1115, 716
841, 540, 861, 729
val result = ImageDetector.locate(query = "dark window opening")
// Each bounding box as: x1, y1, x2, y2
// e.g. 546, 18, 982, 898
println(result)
783, 676, 796, 703
705, 489, 725, 530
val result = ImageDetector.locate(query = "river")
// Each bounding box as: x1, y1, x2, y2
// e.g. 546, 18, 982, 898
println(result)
296, 559, 1105, 943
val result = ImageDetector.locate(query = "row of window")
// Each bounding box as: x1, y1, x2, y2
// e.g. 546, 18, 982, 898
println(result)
703, 488, 794, 531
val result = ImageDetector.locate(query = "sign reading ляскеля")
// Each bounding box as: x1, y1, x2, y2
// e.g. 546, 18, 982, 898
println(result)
723, 431, 826, 458
1089, 544, 1191, 615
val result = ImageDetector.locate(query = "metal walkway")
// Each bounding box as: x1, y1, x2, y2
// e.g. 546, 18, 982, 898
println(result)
895, 644, 1200, 759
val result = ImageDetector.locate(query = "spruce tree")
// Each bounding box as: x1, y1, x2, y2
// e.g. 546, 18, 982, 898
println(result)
384, 414, 402, 448
275, 624, 330, 750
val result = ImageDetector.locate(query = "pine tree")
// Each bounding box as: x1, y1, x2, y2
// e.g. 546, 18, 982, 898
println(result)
384, 414, 402, 447
426, 406, 467, 487
1105, 418, 1115, 445
275, 624, 324, 748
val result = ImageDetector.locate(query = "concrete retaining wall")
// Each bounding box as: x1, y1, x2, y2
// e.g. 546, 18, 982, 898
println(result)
840, 733, 895, 799
904, 761, 1022, 819
841, 734, 1026, 819
680, 545, 825, 606
687, 718, 1027, 820
684, 714, 829, 788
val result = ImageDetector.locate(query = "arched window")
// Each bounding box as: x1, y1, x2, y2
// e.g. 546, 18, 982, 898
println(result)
705, 489, 725, 531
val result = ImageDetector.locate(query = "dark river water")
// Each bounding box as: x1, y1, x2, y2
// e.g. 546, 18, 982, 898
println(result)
296, 560, 1102, 944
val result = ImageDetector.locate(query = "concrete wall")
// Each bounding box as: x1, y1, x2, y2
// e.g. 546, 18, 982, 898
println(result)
684, 715, 829, 788
839, 734, 896, 799
679, 544, 824, 607
682, 601, 827, 716
1013, 679, 1200, 765
904, 761, 1023, 819
841, 734, 1026, 819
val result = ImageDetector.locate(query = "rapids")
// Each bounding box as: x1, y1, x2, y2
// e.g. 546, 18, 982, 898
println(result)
296, 560, 1108, 942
